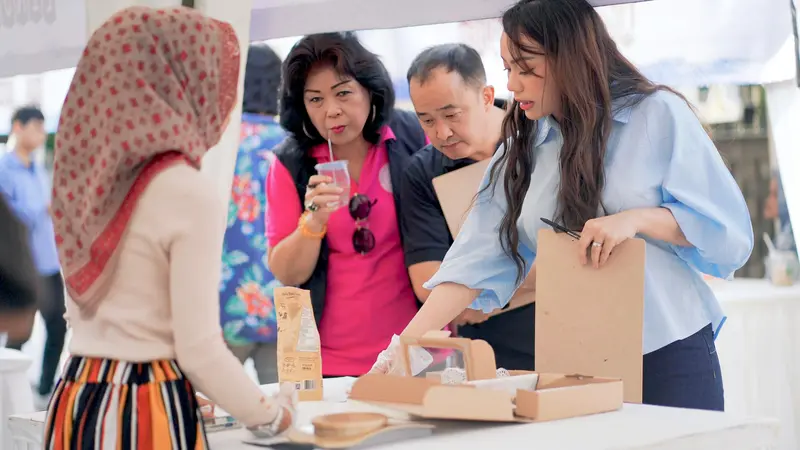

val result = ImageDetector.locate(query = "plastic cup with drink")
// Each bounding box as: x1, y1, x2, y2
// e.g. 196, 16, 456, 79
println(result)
314, 161, 350, 210
766, 250, 799, 286
763, 232, 799, 286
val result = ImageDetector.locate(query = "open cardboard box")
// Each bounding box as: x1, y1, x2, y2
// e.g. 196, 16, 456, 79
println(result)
432, 164, 646, 404
349, 335, 622, 423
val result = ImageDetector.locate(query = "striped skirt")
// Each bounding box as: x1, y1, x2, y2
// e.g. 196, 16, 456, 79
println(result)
43, 356, 209, 450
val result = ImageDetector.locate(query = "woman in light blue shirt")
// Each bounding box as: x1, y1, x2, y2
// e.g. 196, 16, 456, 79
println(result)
371, 0, 753, 411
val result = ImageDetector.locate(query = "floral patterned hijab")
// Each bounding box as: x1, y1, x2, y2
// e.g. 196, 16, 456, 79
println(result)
51, 6, 240, 312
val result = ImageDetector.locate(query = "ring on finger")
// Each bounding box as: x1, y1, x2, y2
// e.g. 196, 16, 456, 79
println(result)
307, 183, 319, 190
592, 241, 603, 248
305, 201, 319, 212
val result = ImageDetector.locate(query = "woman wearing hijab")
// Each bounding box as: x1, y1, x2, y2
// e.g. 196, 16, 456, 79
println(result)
45, 6, 294, 448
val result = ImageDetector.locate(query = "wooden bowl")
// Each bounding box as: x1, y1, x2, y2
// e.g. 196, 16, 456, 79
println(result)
311, 412, 389, 439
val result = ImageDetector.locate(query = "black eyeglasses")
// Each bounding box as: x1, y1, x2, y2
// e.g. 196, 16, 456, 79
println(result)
349, 194, 377, 254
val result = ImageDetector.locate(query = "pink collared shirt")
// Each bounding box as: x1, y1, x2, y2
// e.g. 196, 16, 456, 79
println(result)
266, 127, 418, 375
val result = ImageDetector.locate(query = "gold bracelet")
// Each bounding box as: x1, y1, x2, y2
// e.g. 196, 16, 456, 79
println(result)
298, 211, 326, 239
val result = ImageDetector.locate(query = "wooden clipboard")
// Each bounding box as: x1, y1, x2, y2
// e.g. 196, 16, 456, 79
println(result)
431, 159, 534, 315
534, 229, 645, 403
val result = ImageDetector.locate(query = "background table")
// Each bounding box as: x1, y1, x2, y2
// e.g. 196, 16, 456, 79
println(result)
0, 349, 34, 450
712, 278, 800, 450
9, 378, 780, 450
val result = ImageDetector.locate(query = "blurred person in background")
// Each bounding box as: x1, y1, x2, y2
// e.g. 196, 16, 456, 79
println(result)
266, 32, 428, 377
44, 7, 295, 446
764, 170, 796, 252
401, 43, 536, 370
220, 43, 286, 384
0, 195, 40, 345
0, 106, 66, 408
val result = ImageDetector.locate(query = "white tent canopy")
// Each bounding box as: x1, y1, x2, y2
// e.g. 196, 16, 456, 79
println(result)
0, 0, 649, 78
0, 0, 88, 78
248, 0, 646, 41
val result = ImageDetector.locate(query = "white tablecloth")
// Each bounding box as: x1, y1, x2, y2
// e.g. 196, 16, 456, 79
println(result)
0, 349, 34, 450
713, 278, 800, 450
9, 377, 780, 450
210, 405, 779, 450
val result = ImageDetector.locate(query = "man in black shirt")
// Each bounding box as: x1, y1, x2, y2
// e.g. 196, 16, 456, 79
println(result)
400, 43, 535, 370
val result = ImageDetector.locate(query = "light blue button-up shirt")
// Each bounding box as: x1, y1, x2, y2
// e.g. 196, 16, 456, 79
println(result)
0, 151, 61, 276
424, 90, 754, 354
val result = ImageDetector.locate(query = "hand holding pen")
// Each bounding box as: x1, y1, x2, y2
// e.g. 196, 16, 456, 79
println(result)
541, 213, 638, 268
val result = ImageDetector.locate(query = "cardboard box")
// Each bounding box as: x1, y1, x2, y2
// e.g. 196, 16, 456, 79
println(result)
432, 163, 646, 398
349, 335, 622, 423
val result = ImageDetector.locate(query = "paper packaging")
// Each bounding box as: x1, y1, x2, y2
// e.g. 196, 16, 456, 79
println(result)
349, 335, 623, 423
275, 287, 323, 401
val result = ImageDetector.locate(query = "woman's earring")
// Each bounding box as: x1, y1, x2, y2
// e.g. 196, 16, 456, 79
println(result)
302, 122, 314, 139
371, 104, 377, 123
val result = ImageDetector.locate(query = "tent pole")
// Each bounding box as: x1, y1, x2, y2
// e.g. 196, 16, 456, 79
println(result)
192, 0, 253, 209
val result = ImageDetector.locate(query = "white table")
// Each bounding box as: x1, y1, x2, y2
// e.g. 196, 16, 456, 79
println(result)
712, 278, 800, 450
0, 349, 34, 450
9, 377, 780, 450
210, 404, 779, 450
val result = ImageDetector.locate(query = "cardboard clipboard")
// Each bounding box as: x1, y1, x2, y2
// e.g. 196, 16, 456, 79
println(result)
431, 159, 490, 238
431, 159, 534, 315
534, 229, 645, 403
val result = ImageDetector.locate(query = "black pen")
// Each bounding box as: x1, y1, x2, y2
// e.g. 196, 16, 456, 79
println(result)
540, 217, 581, 240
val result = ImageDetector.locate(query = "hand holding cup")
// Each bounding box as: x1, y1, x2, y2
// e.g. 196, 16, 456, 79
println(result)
304, 175, 344, 227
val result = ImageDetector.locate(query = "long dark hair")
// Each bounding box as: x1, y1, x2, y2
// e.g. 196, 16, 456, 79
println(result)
491, 0, 681, 282
279, 32, 396, 149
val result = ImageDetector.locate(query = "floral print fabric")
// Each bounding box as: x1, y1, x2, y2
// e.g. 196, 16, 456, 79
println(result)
220, 113, 286, 345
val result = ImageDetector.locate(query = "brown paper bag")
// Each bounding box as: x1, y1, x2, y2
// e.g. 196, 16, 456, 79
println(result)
275, 287, 323, 401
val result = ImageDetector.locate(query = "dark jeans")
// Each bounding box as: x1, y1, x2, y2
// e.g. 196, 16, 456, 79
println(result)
8, 272, 67, 396
642, 324, 724, 411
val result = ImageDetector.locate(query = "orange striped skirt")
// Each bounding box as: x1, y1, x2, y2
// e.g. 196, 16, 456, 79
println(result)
43, 356, 209, 450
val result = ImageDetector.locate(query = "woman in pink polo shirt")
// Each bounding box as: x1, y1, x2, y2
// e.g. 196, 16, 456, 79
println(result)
266, 32, 428, 377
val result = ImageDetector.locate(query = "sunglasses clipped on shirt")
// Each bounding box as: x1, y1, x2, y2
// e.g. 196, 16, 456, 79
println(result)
349, 194, 377, 254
